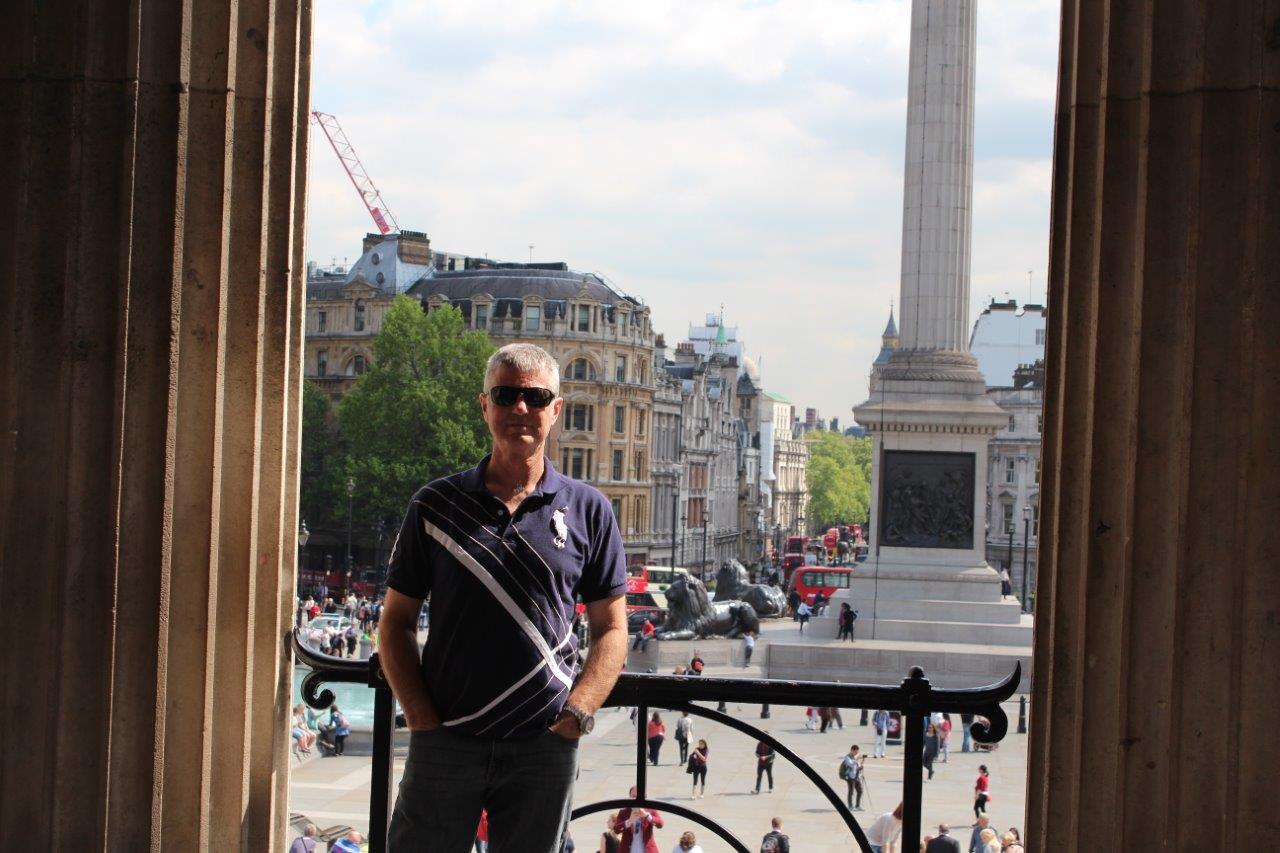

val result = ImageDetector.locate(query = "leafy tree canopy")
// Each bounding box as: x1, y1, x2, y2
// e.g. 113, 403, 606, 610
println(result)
804, 430, 872, 530
337, 297, 494, 526
300, 378, 343, 529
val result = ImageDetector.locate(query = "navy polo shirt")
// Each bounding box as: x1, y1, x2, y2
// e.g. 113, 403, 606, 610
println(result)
386, 456, 627, 738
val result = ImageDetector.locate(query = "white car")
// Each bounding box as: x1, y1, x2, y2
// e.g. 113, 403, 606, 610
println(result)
304, 615, 354, 646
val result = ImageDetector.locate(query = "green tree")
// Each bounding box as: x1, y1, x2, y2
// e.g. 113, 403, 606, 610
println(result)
805, 431, 872, 529
299, 378, 343, 528
338, 297, 494, 525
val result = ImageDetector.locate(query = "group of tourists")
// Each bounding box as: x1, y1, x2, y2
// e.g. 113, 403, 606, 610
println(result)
803, 706, 845, 732
920, 816, 1024, 853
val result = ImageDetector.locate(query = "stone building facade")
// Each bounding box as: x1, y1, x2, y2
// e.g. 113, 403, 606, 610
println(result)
760, 390, 809, 552
984, 362, 1045, 603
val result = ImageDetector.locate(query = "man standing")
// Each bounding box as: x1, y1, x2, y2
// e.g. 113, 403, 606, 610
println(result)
924, 824, 961, 853
839, 745, 866, 810
872, 709, 890, 758
743, 631, 755, 668
967, 815, 990, 853
379, 344, 630, 853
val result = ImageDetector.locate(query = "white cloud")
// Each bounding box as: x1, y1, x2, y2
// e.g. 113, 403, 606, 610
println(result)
307, 0, 1059, 416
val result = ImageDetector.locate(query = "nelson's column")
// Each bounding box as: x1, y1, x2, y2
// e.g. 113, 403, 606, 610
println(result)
849, 0, 1032, 663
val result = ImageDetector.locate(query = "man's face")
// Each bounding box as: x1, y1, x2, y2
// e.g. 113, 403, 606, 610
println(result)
479, 364, 562, 457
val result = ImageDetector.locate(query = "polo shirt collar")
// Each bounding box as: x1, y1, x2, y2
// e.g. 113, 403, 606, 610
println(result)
460, 454, 569, 497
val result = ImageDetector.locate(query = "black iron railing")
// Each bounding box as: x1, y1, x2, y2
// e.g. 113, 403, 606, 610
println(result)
293, 632, 1019, 852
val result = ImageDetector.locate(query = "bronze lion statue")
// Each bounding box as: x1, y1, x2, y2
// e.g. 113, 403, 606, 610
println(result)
714, 560, 787, 618
656, 575, 760, 640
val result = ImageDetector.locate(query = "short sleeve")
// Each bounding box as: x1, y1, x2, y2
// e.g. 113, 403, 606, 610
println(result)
574, 492, 627, 603
384, 489, 434, 600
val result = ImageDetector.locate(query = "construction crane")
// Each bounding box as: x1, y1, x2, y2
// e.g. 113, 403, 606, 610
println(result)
311, 111, 400, 235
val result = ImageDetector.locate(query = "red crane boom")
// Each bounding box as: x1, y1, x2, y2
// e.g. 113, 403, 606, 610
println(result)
311, 111, 400, 235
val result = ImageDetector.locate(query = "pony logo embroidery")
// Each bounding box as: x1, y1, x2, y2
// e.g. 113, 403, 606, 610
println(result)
551, 507, 569, 549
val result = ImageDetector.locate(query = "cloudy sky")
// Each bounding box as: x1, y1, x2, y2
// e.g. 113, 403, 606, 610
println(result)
307, 0, 1061, 419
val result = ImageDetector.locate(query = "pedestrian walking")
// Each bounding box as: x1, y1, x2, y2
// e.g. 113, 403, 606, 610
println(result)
675, 711, 692, 764
795, 600, 811, 632
940, 714, 952, 762
647, 712, 666, 765
922, 723, 940, 780
787, 589, 801, 620
974, 765, 991, 819
759, 817, 790, 853
839, 745, 866, 810
753, 739, 775, 794
863, 803, 903, 853
872, 709, 890, 758
832, 707, 844, 729
687, 739, 709, 798
742, 632, 755, 668
925, 824, 961, 853
804, 707, 817, 731
837, 603, 856, 640
819, 706, 833, 733
968, 815, 990, 853
961, 712, 974, 752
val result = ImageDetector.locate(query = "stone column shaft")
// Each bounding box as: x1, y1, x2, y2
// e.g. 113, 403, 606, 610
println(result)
0, 0, 312, 848
898, 0, 977, 352
1028, 0, 1279, 847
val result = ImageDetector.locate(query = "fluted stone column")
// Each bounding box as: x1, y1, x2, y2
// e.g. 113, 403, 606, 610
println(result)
0, 0, 312, 848
1027, 1, 1279, 847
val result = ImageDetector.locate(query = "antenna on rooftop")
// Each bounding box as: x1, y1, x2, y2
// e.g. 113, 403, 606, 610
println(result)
529, 244, 534, 263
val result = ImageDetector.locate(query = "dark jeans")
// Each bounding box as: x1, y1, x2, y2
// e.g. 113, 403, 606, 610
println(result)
676, 736, 689, 763
975, 793, 989, 819
390, 727, 579, 853
755, 762, 773, 791
691, 766, 707, 788
846, 777, 863, 808
647, 735, 663, 765
334, 734, 347, 755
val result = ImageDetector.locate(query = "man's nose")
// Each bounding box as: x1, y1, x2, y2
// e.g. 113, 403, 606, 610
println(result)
512, 395, 530, 414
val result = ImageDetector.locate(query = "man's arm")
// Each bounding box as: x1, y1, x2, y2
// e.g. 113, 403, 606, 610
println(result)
377, 588, 441, 730
550, 593, 627, 736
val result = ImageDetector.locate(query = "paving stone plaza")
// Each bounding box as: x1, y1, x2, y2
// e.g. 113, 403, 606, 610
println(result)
289, 622, 1028, 852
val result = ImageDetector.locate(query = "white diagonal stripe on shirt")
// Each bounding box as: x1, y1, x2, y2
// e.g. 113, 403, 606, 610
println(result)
443, 656, 549, 727
421, 518, 573, 688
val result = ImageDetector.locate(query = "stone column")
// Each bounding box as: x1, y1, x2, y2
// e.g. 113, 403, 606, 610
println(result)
898, 0, 977, 353
0, 0, 312, 848
1027, 1, 1278, 847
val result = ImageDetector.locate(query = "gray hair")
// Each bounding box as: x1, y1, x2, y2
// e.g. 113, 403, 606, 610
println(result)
485, 343, 560, 395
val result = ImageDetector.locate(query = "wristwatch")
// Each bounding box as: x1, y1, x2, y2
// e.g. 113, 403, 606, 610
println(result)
560, 702, 595, 735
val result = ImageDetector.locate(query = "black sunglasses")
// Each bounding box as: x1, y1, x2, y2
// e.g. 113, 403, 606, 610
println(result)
487, 385, 556, 408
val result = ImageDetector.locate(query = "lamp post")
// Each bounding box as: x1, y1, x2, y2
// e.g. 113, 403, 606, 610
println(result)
1007, 518, 1015, 595
1021, 505, 1031, 613
679, 512, 687, 567
700, 509, 710, 582
346, 476, 355, 591
296, 519, 310, 612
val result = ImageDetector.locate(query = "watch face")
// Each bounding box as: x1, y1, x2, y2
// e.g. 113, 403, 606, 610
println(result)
580, 714, 595, 735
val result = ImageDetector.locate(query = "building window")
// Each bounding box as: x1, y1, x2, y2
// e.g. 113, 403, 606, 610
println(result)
1002, 502, 1014, 535
576, 304, 590, 332
1034, 457, 1041, 484
1033, 504, 1040, 537
612, 450, 623, 481
567, 358, 596, 381
318, 311, 327, 333
568, 403, 593, 432
1035, 328, 1046, 345
525, 305, 540, 332
636, 410, 646, 435
1005, 457, 1016, 484
563, 447, 591, 480
611, 498, 622, 521
615, 356, 627, 382
634, 451, 644, 480
354, 300, 366, 332
317, 349, 327, 376
352, 355, 367, 375
614, 405, 625, 433
1037, 414, 1043, 433
1008, 415, 1016, 432
475, 303, 488, 330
